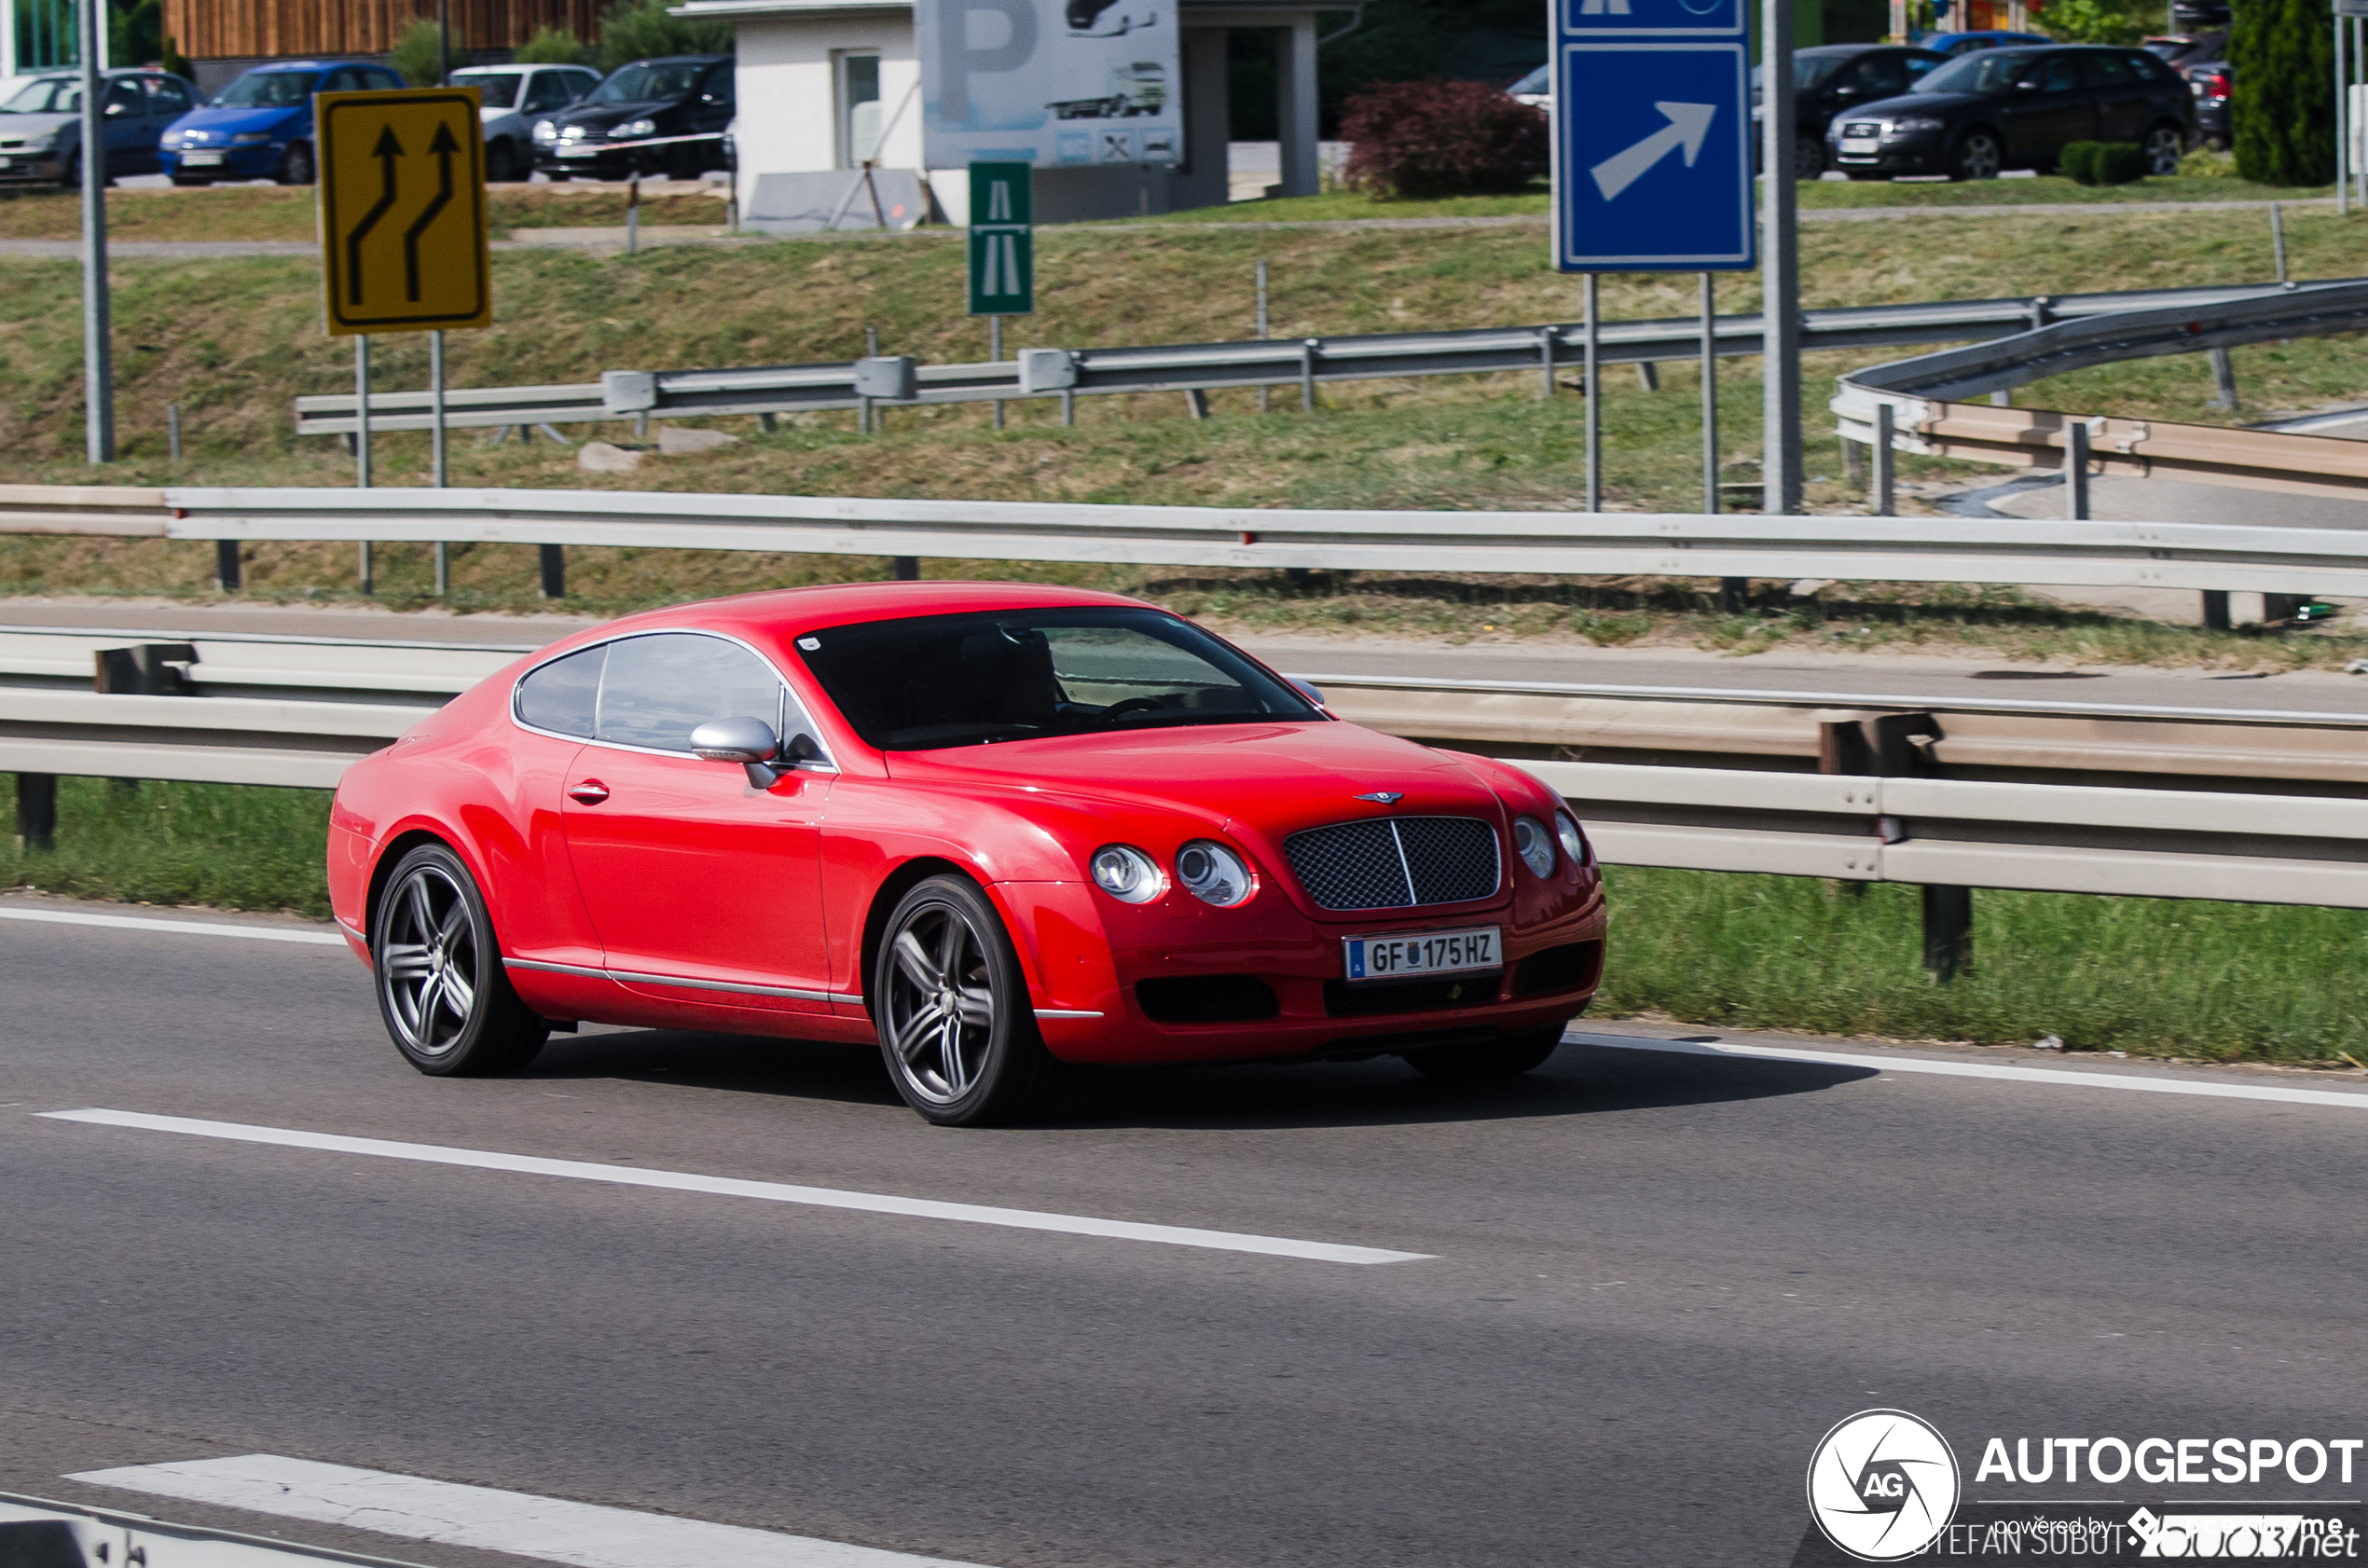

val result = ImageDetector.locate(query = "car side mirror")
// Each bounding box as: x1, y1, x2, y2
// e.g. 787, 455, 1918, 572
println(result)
105, 102, 129, 116
1287, 677, 1328, 709
689, 714, 784, 787
1833, 85, 1858, 97
2017, 77, 2042, 89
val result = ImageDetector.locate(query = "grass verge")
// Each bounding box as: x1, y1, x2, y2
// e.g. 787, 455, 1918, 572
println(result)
1, 775, 332, 915
0, 182, 729, 242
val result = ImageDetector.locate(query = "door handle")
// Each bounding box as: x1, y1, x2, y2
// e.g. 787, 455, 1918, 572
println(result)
568, 779, 610, 805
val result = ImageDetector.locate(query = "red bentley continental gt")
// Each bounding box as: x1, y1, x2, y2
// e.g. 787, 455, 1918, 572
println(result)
327, 583, 1607, 1124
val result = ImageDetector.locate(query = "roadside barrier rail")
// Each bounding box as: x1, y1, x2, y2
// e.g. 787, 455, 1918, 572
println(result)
1, 1492, 424, 1567
7, 485, 2368, 597
284, 277, 2361, 436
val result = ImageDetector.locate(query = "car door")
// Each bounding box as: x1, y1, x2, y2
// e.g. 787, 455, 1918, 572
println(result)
560, 630, 837, 1014
101, 76, 147, 174
2002, 53, 2093, 161
694, 62, 735, 144
2080, 49, 2146, 141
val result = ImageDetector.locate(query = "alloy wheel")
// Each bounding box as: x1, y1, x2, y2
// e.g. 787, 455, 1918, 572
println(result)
379, 863, 482, 1059
2143, 126, 2184, 176
881, 902, 998, 1106
1954, 132, 2001, 181
1794, 135, 1824, 181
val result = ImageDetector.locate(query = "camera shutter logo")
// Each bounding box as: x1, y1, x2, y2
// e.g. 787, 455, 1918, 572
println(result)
1806, 1409, 1961, 1561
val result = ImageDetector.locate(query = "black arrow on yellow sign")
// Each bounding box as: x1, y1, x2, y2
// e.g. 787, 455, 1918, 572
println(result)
403, 123, 462, 303
346, 125, 404, 306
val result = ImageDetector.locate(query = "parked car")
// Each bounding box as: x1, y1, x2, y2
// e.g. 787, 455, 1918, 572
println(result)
1506, 62, 1549, 109
1827, 44, 2196, 181
2171, 0, 2231, 32
0, 68, 196, 187
448, 62, 600, 184
2143, 31, 2225, 65
159, 59, 406, 186
326, 585, 1609, 1125
2186, 54, 2231, 147
1919, 29, 2052, 57
1754, 43, 1948, 177
532, 55, 735, 181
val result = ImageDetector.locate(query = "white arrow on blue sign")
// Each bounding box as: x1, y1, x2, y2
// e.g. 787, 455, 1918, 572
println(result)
1553, 43, 1754, 271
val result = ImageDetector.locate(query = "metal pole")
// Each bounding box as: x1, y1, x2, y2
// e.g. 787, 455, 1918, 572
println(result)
1256, 260, 1271, 413
2271, 202, 2288, 282
2357, 20, 2365, 213
990, 314, 1004, 432
431, 328, 448, 597
626, 174, 640, 255
2340, 13, 2351, 219
354, 334, 371, 488
438, 0, 449, 84
1583, 273, 1601, 513
1699, 272, 1718, 515
78, 0, 113, 464
1301, 338, 1317, 412
2065, 418, 2089, 520
1873, 402, 1894, 516
1760, 0, 1802, 515
166, 403, 180, 462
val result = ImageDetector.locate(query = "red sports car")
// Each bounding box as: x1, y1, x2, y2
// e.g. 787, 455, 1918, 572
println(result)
327, 583, 1607, 1124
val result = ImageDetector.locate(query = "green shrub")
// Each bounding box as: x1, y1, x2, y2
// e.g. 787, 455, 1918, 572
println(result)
389, 16, 462, 87
2179, 145, 2237, 176
515, 26, 594, 66
2233, 0, 2335, 186
2061, 141, 2145, 186
2060, 140, 2101, 184
596, 0, 733, 71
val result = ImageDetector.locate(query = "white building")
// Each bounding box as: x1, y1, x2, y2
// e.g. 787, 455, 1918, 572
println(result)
672, 0, 1346, 226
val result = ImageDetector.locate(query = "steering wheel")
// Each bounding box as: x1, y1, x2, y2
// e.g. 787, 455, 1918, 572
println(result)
1100, 696, 1169, 723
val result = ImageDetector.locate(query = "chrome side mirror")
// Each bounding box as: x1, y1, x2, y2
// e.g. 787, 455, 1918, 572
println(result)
689, 715, 782, 787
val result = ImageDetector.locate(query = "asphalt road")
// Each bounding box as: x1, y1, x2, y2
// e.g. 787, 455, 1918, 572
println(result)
6, 898, 2367, 1565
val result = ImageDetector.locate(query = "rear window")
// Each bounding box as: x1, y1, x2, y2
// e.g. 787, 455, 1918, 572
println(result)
453, 69, 523, 108
515, 645, 605, 737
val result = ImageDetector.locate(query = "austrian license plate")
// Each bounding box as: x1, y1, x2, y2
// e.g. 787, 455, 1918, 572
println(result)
1343, 926, 1500, 983
181, 150, 224, 166
558, 144, 598, 158
1838, 137, 1879, 154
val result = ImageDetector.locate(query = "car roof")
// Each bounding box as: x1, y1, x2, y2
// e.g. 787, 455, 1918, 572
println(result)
560, 582, 1162, 649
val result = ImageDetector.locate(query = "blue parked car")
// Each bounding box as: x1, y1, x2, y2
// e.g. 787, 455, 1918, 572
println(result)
0, 69, 197, 187
1914, 30, 2053, 57
159, 59, 406, 186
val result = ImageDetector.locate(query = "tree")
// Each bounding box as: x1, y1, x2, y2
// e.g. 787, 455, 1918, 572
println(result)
596, 0, 734, 71
390, 16, 461, 87
515, 26, 595, 66
2032, 0, 2153, 46
2233, 0, 2335, 186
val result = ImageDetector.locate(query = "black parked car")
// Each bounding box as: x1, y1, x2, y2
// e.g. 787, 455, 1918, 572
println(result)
1825, 44, 2196, 181
2185, 54, 2231, 147
532, 54, 735, 181
1755, 43, 1949, 177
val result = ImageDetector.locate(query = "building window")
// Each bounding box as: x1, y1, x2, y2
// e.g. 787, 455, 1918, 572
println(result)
838, 52, 882, 167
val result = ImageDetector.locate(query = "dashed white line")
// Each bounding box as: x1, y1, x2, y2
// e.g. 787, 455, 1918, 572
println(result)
0, 906, 346, 945
70, 1453, 986, 1568
36, 1108, 1430, 1265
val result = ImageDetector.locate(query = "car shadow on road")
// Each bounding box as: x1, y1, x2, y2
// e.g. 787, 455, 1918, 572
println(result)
523, 1025, 1874, 1131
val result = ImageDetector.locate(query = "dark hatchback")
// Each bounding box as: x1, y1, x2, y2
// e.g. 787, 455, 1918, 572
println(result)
532, 54, 735, 180
2185, 54, 2231, 146
1826, 44, 2196, 181
1758, 43, 1948, 177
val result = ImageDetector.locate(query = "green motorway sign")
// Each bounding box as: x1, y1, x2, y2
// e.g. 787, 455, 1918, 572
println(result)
968, 161, 1033, 316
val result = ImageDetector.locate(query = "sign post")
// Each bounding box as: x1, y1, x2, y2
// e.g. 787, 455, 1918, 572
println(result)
1551, 0, 1755, 515
970, 161, 1033, 431
315, 85, 491, 591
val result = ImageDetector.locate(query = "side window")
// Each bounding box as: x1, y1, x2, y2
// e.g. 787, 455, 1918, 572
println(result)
1905, 53, 1940, 80
2080, 52, 2133, 88
596, 634, 785, 752
524, 72, 573, 112
366, 69, 406, 91
104, 77, 145, 117
319, 69, 360, 93
149, 76, 192, 114
1853, 55, 1907, 97
707, 65, 737, 105
781, 687, 832, 764
516, 645, 607, 738
2041, 56, 2081, 92
2127, 51, 2172, 82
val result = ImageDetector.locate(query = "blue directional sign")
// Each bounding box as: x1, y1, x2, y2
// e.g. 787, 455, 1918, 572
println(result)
1553, 42, 1754, 271
1563, 0, 1743, 37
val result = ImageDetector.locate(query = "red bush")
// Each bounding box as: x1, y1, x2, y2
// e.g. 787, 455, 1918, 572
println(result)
1340, 78, 1550, 200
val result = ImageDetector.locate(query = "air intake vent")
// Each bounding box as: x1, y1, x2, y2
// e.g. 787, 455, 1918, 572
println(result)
1283, 817, 1499, 911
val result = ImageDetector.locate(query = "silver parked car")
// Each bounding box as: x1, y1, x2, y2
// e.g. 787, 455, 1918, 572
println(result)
450, 62, 601, 183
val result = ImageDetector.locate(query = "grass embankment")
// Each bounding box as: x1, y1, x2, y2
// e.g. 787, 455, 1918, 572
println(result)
7, 774, 2361, 1063
0, 182, 728, 241
5, 207, 2367, 666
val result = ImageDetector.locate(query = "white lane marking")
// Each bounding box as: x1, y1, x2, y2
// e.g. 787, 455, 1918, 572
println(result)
37, 1108, 1430, 1265
69, 1454, 984, 1568
1572, 1030, 2368, 1111
0, 906, 347, 946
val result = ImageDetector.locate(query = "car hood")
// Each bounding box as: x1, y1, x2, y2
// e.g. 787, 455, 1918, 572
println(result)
172, 103, 302, 135
0, 112, 76, 137
559, 100, 675, 130
891, 720, 1506, 833
1852, 90, 1983, 117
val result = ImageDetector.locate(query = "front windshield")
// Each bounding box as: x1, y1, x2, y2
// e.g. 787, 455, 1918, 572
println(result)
210, 70, 318, 107
1507, 64, 1548, 95
586, 62, 706, 103
1915, 49, 2035, 92
797, 607, 1321, 751
1751, 56, 1845, 91
2, 76, 78, 113
452, 69, 523, 108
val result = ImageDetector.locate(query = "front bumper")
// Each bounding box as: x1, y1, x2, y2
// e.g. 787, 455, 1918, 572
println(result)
1831, 144, 1946, 174
162, 145, 280, 180
536, 145, 666, 178
0, 153, 65, 183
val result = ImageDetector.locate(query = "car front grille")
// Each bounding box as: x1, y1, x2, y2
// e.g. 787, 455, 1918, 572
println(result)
1842, 120, 1881, 137
1283, 816, 1500, 912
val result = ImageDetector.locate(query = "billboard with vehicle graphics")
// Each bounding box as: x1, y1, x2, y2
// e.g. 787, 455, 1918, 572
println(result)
917, 0, 1180, 169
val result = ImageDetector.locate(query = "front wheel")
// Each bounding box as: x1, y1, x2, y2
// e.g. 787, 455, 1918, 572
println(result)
373, 843, 547, 1076
1404, 1026, 1566, 1082
1947, 130, 2003, 181
487, 140, 519, 183
2141, 122, 2185, 176
874, 875, 1053, 1126
1794, 134, 1825, 180
55, 151, 77, 190
276, 140, 314, 186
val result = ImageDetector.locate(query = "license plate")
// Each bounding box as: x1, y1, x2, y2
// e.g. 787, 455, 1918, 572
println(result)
1838, 137, 1879, 154
1343, 926, 1500, 983
181, 150, 224, 166
557, 144, 598, 158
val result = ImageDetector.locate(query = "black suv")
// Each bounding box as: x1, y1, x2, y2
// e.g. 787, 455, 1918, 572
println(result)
532, 54, 734, 181
1825, 44, 2196, 181
1757, 44, 1949, 177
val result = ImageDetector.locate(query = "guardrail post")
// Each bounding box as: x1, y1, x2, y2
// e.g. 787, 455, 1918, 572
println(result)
1184, 389, 1210, 420
539, 544, 566, 600
1922, 885, 1972, 982
1700, 273, 1718, 516
1301, 338, 1319, 413
92, 643, 194, 797
1718, 578, 1749, 612
14, 772, 56, 851
167, 403, 181, 462
1872, 403, 1894, 516
1635, 363, 1659, 392
2202, 590, 2232, 630
2065, 419, 2090, 520
1256, 260, 1272, 413
892, 557, 920, 580
214, 539, 242, 592
1583, 276, 1601, 513
1538, 326, 1556, 399
2210, 347, 2240, 410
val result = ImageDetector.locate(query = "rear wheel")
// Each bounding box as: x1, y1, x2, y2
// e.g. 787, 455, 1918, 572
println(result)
873, 875, 1053, 1126
487, 139, 520, 183
1794, 134, 1825, 180
1947, 129, 2003, 181
373, 843, 547, 1077
1404, 1026, 1565, 1082
2141, 121, 2185, 175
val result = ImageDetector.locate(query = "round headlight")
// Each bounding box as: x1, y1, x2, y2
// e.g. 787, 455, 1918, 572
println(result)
1555, 811, 1589, 868
1090, 844, 1163, 903
1512, 815, 1556, 879
533, 118, 558, 141
1176, 839, 1253, 907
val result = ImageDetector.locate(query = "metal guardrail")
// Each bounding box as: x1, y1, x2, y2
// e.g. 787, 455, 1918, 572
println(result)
8, 484, 2368, 596
286, 277, 2366, 436
0, 1492, 431, 1567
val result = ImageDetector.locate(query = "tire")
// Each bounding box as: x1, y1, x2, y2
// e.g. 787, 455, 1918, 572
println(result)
276, 140, 314, 186
2141, 122, 2185, 176
55, 152, 76, 191
667, 143, 702, 182
487, 140, 519, 184
170, 175, 213, 186
1404, 1026, 1566, 1082
1794, 134, 1825, 180
1844, 170, 1889, 182
1946, 129, 2003, 182
372, 843, 547, 1077
873, 874, 1053, 1126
